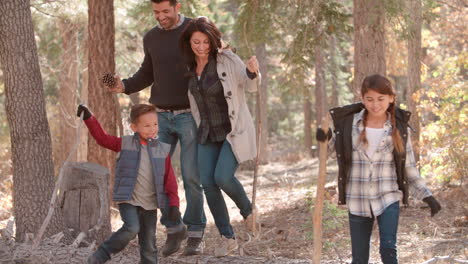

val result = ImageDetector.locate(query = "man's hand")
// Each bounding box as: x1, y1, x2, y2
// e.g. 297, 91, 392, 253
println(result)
77, 104, 92, 120
106, 74, 124, 94
423, 196, 442, 217
246, 56, 259, 73
168, 206, 181, 222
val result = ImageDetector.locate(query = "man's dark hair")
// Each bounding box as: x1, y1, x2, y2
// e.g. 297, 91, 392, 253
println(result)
151, 0, 178, 6
179, 17, 222, 71
130, 104, 157, 124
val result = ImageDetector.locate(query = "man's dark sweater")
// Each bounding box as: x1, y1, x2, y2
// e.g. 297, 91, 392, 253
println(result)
123, 17, 191, 110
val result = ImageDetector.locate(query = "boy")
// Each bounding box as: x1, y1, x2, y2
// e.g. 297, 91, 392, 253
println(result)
77, 104, 183, 264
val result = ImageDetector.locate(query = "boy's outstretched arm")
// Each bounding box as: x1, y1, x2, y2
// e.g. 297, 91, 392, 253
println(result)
77, 104, 122, 152
163, 155, 180, 209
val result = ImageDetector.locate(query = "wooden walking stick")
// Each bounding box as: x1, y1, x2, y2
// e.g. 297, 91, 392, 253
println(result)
241, 0, 260, 234
312, 116, 329, 264
251, 75, 262, 235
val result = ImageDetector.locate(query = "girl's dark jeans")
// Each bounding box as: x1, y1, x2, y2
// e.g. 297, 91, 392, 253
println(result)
349, 201, 400, 264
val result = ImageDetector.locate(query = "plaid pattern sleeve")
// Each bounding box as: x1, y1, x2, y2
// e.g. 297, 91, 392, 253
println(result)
405, 129, 432, 200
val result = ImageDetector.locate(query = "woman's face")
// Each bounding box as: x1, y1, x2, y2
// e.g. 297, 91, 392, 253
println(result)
190, 31, 210, 59
362, 89, 395, 119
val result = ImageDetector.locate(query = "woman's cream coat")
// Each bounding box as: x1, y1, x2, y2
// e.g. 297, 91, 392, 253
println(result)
188, 49, 261, 163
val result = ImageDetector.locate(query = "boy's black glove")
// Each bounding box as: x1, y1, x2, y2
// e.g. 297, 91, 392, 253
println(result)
77, 104, 92, 120
316, 128, 332, 142
423, 196, 442, 217
168, 206, 181, 222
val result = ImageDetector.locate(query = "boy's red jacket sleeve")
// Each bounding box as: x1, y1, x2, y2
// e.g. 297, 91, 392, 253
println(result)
84, 116, 122, 152
164, 155, 180, 208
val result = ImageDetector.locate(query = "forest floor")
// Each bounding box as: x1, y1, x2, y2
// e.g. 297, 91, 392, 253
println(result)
0, 147, 467, 263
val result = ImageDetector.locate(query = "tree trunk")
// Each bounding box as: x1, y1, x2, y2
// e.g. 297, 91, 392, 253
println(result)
315, 44, 328, 133
56, 20, 79, 169
406, 0, 422, 163
0, 0, 66, 241
78, 28, 89, 162
329, 35, 339, 108
87, 0, 117, 239
303, 86, 313, 156
353, 0, 386, 99
255, 43, 268, 164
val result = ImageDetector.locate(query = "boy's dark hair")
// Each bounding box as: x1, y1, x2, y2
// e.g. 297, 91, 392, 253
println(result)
151, 0, 178, 5
179, 16, 222, 71
130, 104, 157, 124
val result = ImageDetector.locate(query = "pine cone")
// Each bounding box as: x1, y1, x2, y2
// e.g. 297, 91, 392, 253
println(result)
101, 73, 116, 88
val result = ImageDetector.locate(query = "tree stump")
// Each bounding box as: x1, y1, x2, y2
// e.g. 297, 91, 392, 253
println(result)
59, 162, 111, 244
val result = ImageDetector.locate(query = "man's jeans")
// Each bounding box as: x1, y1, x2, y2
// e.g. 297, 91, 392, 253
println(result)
158, 112, 206, 237
349, 201, 400, 264
93, 203, 157, 264
198, 140, 252, 238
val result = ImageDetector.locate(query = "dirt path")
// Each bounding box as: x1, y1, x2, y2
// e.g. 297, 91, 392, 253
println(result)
1, 157, 467, 263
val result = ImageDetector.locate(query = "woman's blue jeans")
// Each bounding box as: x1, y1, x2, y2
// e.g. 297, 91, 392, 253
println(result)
349, 201, 400, 264
93, 203, 157, 264
198, 140, 252, 238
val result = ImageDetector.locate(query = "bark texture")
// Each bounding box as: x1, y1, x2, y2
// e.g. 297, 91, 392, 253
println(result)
87, 0, 118, 240
406, 0, 422, 162
353, 0, 386, 99
56, 20, 79, 167
0, 0, 66, 241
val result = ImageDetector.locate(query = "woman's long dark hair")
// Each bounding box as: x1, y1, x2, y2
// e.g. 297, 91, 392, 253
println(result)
179, 17, 222, 71
360, 74, 404, 153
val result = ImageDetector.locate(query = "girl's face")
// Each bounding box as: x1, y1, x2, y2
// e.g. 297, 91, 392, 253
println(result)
190, 31, 210, 59
362, 89, 395, 118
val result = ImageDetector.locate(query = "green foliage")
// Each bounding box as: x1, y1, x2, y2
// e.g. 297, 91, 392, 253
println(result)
233, 0, 281, 55
232, 0, 353, 143
419, 52, 467, 184
304, 191, 348, 241
386, 0, 441, 40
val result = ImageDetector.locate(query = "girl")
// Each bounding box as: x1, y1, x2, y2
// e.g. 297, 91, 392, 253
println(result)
317, 74, 441, 264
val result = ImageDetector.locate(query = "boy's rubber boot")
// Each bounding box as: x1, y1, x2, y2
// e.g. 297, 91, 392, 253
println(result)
161, 225, 188, 257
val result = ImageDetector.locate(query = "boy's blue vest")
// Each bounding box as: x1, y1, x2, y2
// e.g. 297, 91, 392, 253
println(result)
113, 134, 171, 209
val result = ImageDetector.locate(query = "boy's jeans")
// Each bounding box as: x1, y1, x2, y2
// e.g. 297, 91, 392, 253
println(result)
93, 203, 157, 264
349, 201, 400, 264
157, 112, 206, 237
198, 140, 252, 238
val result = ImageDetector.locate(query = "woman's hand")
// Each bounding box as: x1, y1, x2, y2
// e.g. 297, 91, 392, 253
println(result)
246, 56, 259, 73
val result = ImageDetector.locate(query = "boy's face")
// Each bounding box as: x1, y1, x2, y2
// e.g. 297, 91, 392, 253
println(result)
130, 112, 159, 141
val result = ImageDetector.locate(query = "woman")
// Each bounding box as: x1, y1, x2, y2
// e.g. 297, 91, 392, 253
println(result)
179, 17, 260, 257
317, 74, 442, 264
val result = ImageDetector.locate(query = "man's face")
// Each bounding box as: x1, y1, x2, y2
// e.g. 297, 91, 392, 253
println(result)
152, 1, 180, 30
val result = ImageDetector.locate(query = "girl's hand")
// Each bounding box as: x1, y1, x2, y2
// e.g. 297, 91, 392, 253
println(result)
246, 56, 259, 73
423, 196, 442, 217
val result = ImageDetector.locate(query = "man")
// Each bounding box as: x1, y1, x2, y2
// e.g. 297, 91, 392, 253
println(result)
110, 0, 206, 257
